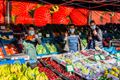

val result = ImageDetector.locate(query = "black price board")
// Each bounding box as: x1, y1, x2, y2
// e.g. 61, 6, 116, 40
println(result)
109, 40, 120, 47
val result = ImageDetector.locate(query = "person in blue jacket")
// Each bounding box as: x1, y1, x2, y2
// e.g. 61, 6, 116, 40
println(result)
64, 24, 81, 52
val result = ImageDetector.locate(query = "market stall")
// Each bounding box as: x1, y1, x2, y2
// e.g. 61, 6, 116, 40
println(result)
0, 0, 120, 80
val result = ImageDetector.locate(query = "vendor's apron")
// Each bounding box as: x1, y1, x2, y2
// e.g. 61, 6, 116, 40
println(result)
68, 35, 79, 52
23, 41, 37, 62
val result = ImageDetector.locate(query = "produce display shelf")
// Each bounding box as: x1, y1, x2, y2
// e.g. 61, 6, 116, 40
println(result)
51, 52, 118, 80
51, 58, 86, 80
0, 38, 16, 44
0, 58, 25, 65
5, 53, 30, 60
37, 53, 64, 59
39, 59, 70, 80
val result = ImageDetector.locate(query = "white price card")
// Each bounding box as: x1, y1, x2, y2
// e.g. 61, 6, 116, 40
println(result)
9, 35, 14, 39
46, 34, 50, 37
66, 65, 74, 72
1, 26, 5, 29
94, 55, 101, 61
117, 61, 120, 66
38, 33, 42, 36
116, 53, 120, 58
100, 55, 105, 60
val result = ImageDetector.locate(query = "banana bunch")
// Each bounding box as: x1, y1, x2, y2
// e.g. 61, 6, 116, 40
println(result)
0, 65, 10, 76
21, 64, 28, 73
18, 75, 28, 80
0, 63, 49, 80
65, 59, 72, 64
104, 67, 120, 77
25, 67, 35, 79
33, 67, 40, 76
36, 72, 48, 80
10, 63, 21, 74
0, 74, 17, 80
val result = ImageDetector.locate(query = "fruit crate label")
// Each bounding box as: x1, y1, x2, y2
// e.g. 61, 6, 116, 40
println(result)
100, 55, 105, 60
94, 55, 101, 61
116, 53, 120, 58
117, 60, 120, 66
66, 65, 74, 72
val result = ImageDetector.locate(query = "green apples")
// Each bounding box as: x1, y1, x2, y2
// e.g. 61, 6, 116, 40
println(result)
45, 43, 57, 53
36, 44, 47, 54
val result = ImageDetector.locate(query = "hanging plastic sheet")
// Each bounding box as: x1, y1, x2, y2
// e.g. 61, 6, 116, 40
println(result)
34, 5, 52, 27
112, 12, 120, 24
91, 11, 111, 25
70, 8, 89, 26
11, 1, 37, 24
0, 0, 6, 24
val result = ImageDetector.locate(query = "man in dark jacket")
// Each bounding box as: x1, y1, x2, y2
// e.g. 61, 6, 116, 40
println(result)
87, 20, 103, 49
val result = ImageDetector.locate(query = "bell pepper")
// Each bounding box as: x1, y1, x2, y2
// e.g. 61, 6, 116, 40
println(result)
70, 8, 88, 26
34, 6, 51, 27
16, 12, 33, 24
0, 13, 4, 23
52, 6, 73, 24
11, 1, 37, 16
58, 6, 73, 16
52, 11, 70, 24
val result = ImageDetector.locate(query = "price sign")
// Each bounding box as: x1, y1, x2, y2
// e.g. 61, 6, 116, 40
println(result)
94, 55, 101, 61
1, 26, 5, 29
66, 65, 74, 72
9, 35, 14, 39
117, 60, 120, 66
46, 34, 50, 37
116, 53, 120, 58
100, 55, 105, 60
38, 33, 42, 36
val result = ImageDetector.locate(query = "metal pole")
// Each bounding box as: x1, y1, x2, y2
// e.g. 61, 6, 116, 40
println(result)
6, 0, 10, 24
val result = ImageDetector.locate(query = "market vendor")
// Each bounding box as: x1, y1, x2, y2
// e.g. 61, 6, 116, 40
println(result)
64, 24, 81, 52
23, 26, 41, 63
87, 20, 103, 49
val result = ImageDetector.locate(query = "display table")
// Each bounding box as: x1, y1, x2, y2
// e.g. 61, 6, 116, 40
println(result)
52, 50, 120, 80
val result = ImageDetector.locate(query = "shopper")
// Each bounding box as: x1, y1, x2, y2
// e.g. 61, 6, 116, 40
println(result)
64, 24, 81, 52
87, 20, 103, 49
23, 26, 40, 63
